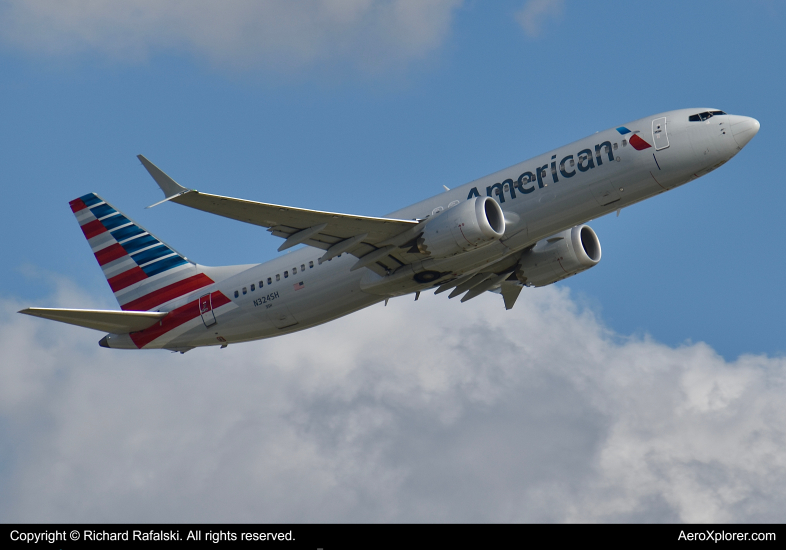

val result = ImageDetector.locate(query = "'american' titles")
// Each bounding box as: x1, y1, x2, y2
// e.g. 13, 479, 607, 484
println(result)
466, 138, 622, 203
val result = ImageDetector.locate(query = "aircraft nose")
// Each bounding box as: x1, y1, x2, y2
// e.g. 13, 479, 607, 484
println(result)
728, 115, 760, 149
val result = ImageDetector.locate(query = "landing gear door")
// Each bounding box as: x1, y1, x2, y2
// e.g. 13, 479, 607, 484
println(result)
652, 117, 669, 150
199, 293, 217, 327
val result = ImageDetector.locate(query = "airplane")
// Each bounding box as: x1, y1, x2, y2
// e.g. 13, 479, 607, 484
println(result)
19, 108, 759, 352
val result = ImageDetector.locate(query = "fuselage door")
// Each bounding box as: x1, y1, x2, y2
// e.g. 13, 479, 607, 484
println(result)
652, 117, 669, 150
199, 293, 217, 327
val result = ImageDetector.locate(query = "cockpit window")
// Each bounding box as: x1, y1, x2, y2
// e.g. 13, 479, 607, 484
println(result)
689, 110, 727, 122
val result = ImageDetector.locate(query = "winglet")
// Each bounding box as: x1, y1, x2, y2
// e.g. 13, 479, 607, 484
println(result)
137, 155, 188, 199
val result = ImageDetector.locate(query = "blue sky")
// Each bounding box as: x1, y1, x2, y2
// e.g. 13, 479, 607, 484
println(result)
2, 0, 785, 523
3, 0, 783, 359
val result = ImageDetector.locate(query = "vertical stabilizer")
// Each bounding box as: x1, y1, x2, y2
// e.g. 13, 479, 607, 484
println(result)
69, 192, 215, 312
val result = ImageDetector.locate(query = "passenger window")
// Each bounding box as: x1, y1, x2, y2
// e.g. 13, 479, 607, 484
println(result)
259, 280, 264, 288
622, 139, 627, 147
234, 290, 239, 298
613, 143, 618, 150
276, 274, 280, 282
309, 261, 314, 268
268, 277, 272, 285
301, 264, 305, 271
293, 267, 297, 274
251, 284, 255, 291
570, 159, 575, 166
242, 287, 247, 295
284, 271, 289, 278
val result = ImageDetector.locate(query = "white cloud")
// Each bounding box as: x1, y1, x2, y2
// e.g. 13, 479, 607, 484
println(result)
0, 0, 462, 72
2, 280, 785, 522
516, 0, 564, 38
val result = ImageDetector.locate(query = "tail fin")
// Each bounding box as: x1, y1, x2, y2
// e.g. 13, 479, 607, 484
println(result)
69, 192, 214, 312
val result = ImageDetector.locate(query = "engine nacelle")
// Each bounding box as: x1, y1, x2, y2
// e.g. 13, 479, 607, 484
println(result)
515, 225, 601, 287
418, 197, 505, 258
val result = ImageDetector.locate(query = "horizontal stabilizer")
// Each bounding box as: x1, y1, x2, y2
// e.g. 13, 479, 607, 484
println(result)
19, 307, 167, 333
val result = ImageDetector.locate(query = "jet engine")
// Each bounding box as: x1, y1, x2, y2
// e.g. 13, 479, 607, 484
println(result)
515, 225, 601, 287
417, 197, 505, 258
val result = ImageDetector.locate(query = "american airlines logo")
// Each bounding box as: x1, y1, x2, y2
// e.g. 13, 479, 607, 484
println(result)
616, 126, 652, 151
466, 131, 651, 203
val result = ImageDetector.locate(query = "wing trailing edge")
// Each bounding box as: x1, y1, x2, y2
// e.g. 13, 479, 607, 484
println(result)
136, 155, 421, 275
137, 155, 417, 243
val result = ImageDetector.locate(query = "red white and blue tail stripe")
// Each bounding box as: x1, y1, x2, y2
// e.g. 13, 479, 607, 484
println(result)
69, 193, 239, 349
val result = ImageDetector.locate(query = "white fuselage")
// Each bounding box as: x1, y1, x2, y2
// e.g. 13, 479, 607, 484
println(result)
106, 108, 758, 349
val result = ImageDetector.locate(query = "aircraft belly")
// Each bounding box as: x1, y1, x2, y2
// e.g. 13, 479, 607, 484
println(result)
286, 270, 373, 324
165, 309, 279, 347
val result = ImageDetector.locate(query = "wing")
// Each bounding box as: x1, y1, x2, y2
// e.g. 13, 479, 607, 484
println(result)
139, 155, 424, 275
19, 308, 167, 333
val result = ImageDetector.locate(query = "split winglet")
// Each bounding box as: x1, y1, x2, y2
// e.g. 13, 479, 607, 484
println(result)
138, 155, 191, 207
145, 191, 192, 209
